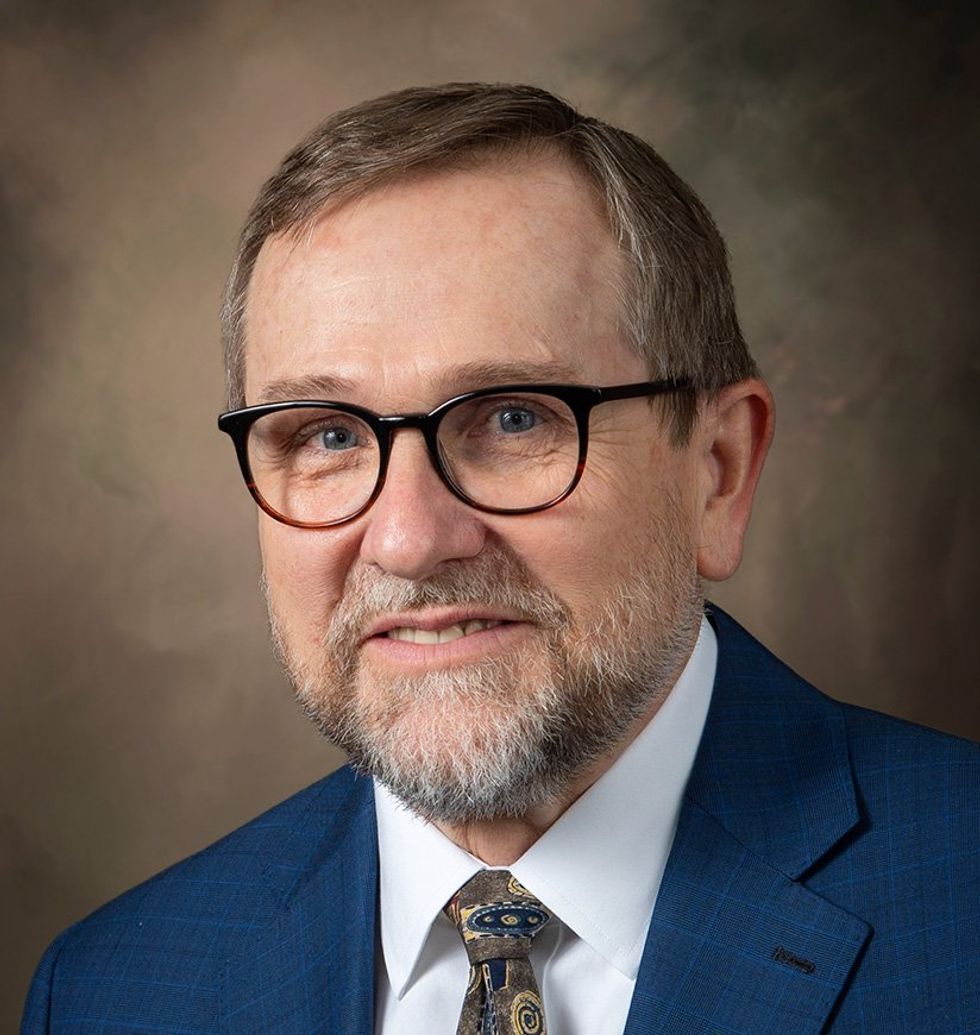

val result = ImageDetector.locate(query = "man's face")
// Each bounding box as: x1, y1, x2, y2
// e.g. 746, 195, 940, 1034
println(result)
245, 155, 705, 822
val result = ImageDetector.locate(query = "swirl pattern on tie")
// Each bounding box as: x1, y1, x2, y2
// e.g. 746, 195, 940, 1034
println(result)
445, 870, 552, 1035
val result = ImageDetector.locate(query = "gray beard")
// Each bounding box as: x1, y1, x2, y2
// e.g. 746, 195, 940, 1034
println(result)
265, 501, 703, 824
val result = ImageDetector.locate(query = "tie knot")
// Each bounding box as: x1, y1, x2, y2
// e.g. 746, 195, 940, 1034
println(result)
444, 870, 551, 965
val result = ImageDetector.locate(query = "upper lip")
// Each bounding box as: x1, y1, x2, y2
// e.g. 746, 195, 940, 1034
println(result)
362, 607, 525, 642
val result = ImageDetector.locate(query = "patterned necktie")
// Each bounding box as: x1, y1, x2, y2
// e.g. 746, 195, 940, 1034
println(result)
444, 869, 552, 1035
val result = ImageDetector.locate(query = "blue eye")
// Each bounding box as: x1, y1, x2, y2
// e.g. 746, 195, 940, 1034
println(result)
319, 426, 359, 450
497, 408, 536, 433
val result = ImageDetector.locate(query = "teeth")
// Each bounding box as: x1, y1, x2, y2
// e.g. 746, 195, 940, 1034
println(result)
464, 619, 499, 636
386, 619, 502, 644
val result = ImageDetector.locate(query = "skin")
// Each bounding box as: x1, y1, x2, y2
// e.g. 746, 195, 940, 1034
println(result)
245, 153, 774, 865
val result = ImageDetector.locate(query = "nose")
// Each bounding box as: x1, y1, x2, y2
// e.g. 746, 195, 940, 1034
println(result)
357, 429, 487, 580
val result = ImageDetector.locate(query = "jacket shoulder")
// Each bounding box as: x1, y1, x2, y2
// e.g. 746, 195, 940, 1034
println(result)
837, 697, 980, 830
78, 764, 364, 925
21, 765, 371, 1033
708, 602, 980, 793
841, 693, 980, 756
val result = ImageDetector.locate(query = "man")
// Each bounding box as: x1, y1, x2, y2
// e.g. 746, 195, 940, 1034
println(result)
23, 83, 979, 1034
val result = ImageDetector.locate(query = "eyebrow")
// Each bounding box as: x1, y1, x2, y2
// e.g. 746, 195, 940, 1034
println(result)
436, 359, 584, 390
254, 359, 586, 406
255, 372, 356, 404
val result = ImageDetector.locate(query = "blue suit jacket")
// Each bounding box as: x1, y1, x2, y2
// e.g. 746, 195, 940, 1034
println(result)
22, 607, 980, 1033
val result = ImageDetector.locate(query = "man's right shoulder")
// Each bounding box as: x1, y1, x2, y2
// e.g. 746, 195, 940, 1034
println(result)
75, 763, 368, 924
21, 764, 375, 1034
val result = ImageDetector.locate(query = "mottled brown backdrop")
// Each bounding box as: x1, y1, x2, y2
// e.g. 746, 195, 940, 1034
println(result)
2, 0, 977, 1025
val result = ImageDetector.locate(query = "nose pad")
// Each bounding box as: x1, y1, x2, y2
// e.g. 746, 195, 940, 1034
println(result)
358, 429, 486, 579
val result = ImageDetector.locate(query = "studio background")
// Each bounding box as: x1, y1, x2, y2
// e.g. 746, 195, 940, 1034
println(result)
2, 0, 977, 1026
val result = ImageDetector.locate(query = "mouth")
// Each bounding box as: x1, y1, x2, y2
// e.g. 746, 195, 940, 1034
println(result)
383, 618, 505, 644
361, 609, 529, 667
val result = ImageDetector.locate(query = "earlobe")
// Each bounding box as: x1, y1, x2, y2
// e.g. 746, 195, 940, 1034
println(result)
696, 379, 775, 582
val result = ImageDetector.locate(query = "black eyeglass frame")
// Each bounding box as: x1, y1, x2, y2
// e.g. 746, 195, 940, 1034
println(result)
217, 378, 694, 529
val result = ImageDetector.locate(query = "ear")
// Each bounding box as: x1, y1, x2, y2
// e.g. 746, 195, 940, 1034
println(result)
694, 378, 775, 582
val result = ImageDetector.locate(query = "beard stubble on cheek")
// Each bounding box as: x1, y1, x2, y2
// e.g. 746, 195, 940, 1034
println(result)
264, 493, 704, 824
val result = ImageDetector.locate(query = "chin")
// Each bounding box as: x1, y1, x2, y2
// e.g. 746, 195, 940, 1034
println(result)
296, 661, 575, 823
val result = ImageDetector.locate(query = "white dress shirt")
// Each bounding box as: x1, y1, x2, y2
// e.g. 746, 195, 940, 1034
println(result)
373, 617, 717, 1035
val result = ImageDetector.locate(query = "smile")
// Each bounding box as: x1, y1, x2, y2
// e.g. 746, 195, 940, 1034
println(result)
385, 619, 504, 644
363, 612, 528, 669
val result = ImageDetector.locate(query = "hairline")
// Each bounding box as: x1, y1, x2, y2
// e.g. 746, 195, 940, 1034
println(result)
221, 86, 755, 443
232, 140, 656, 406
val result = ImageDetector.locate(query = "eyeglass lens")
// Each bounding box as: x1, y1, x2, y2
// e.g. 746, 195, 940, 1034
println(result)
245, 392, 581, 524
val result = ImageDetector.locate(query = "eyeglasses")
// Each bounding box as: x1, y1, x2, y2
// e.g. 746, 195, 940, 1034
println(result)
217, 379, 693, 529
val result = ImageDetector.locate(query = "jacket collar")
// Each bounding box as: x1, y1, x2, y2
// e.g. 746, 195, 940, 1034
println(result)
686, 604, 861, 879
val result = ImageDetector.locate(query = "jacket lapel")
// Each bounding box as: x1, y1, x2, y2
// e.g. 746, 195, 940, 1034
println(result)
221, 768, 378, 1035
624, 607, 870, 1034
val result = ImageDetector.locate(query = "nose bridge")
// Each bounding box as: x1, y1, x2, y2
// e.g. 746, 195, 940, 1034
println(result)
378, 411, 444, 489
360, 414, 484, 579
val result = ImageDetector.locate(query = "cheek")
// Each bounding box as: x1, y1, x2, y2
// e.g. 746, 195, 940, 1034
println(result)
519, 452, 698, 599
492, 485, 649, 611
258, 519, 351, 640
577, 442, 685, 525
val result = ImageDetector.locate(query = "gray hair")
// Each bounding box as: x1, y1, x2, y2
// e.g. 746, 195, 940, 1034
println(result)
221, 82, 758, 439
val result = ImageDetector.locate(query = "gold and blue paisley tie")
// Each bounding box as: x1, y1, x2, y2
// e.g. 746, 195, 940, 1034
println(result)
444, 869, 552, 1035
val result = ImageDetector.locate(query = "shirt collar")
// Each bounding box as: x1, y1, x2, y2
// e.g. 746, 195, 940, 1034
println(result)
374, 615, 717, 995
374, 783, 483, 998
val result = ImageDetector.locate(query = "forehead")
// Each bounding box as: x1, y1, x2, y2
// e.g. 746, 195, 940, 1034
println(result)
244, 154, 644, 407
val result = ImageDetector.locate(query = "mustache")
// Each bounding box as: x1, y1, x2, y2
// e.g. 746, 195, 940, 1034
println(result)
324, 546, 570, 651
